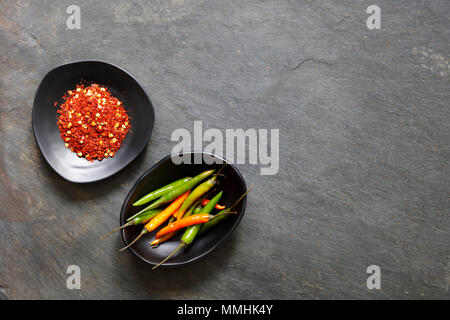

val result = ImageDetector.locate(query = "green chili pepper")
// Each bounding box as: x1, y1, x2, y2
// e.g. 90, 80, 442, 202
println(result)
200, 185, 253, 235
198, 210, 228, 235
182, 191, 223, 242
132, 177, 191, 207
170, 198, 202, 223
132, 208, 164, 225
175, 177, 218, 220
152, 192, 223, 269
193, 203, 205, 214
185, 199, 203, 217
101, 208, 163, 240
131, 169, 216, 217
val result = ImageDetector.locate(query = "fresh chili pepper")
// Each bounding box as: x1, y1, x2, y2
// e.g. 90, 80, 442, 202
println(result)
148, 230, 176, 248
156, 184, 252, 241
200, 185, 253, 235
173, 177, 217, 220
131, 177, 191, 207
56, 83, 131, 161
101, 208, 164, 240
154, 214, 214, 239
152, 192, 223, 269
127, 177, 191, 222
132, 169, 215, 216
201, 198, 226, 210
173, 163, 227, 219
120, 191, 190, 251
150, 201, 203, 248
198, 210, 229, 235
154, 211, 233, 240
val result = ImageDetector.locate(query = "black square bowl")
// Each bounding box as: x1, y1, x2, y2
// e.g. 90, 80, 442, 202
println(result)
120, 152, 248, 267
32, 60, 154, 183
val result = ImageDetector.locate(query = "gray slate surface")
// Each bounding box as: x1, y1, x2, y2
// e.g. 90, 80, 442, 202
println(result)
0, 0, 449, 299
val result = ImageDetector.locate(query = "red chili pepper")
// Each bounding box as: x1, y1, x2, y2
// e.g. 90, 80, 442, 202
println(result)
56, 83, 131, 161
201, 198, 226, 210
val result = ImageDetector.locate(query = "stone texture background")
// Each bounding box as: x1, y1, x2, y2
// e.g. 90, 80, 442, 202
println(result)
0, 0, 449, 299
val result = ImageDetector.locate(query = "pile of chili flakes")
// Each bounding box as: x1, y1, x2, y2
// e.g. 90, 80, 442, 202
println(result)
56, 83, 131, 161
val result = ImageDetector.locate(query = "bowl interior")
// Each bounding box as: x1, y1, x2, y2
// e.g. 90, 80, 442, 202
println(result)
32, 60, 154, 183
121, 153, 247, 266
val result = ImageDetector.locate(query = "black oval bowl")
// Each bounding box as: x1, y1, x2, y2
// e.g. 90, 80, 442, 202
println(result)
32, 60, 154, 183
120, 152, 247, 267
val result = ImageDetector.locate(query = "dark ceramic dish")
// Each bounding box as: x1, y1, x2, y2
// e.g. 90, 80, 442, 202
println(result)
32, 60, 154, 183
120, 152, 248, 267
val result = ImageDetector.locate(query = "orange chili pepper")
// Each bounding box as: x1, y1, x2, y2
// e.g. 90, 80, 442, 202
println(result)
154, 213, 212, 239
151, 200, 203, 247
148, 209, 179, 248
119, 191, 190, 251
150, 232, 177, 247
144, 192, 189, 232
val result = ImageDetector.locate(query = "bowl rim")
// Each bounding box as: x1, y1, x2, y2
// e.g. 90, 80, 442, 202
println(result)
120, 151, 248, 267
31, 59, 155, 184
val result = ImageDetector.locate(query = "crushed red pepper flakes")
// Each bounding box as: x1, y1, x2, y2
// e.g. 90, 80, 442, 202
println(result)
55, 83, 131, 162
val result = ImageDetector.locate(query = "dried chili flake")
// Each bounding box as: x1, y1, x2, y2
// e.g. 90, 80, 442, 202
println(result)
56, 83, 131, 162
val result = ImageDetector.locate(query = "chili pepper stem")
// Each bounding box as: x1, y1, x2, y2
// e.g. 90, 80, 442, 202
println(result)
119, 230, 147, 251
152, 242, 187, 270
211, 211, 237, 220
101, 221, 133, 240
228, 184, 254, 212
213, 163, 228, 178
